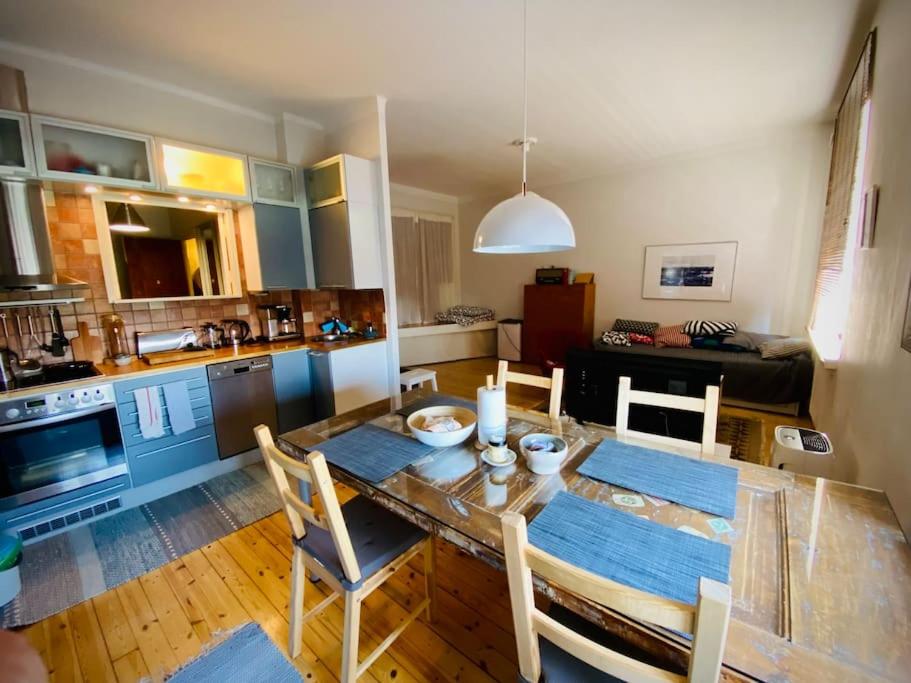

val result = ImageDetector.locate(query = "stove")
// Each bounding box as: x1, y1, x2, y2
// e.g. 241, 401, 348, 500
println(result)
7, 360, 102, 390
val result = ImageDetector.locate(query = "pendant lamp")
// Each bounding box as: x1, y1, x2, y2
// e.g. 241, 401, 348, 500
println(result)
473, 0, 574, 254
109, 202, 150, 233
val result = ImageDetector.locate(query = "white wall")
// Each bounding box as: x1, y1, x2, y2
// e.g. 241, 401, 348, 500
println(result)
811, 0, 911, 535
459, 124, 832, 336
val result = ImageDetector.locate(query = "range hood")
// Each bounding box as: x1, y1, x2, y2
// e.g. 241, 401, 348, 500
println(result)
0, 66, 87, 291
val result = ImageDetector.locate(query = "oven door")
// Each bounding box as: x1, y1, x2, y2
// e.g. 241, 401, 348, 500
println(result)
0, 403, 128, 510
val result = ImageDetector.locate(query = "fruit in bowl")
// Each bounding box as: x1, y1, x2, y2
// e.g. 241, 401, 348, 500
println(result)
519, 433, 568, 474
406, 406, 477, 448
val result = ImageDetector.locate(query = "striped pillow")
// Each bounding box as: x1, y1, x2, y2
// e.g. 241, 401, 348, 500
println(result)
759, 337, 810, 359
654, 325, 691, 348
683, 320, 738, 337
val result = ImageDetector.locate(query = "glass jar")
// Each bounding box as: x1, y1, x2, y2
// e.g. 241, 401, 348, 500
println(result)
101, 314, 130, 365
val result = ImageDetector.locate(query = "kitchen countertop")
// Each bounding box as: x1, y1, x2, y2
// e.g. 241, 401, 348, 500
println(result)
0, 336, 386, 400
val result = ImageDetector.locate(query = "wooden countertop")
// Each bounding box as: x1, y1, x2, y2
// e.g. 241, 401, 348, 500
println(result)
0, 336, 386, 399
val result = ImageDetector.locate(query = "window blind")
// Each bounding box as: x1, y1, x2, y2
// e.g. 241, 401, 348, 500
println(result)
809, 31, 875, 355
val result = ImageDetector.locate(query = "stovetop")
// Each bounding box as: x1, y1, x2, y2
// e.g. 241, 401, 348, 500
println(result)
5, 360, 102, 390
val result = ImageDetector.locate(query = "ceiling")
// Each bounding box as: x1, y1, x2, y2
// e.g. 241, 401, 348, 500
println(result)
0, 0, 874, 197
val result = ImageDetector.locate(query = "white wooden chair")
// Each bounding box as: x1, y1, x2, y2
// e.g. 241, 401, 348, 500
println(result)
496, 360, 564, 420
615, 376, 721, 457
502, 511, 731, 682
255, 425, 436, 681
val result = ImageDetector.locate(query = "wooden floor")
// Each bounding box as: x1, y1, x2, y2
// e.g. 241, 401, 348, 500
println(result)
20, 356, 812, 681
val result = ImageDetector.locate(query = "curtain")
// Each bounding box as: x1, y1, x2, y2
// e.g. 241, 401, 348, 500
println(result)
392, 215, 424, 326
419, 217, 457, 321
809, 31, 875, 354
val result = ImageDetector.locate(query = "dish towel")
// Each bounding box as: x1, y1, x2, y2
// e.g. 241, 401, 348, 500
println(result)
134, 386, 165, 439
163, 380, 196, 435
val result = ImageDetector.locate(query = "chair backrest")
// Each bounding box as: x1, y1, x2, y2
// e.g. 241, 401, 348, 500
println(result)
254, 424, 362, 584
496, 360, 564, 420
615, 376, 720, 456
501, 512, 731, 683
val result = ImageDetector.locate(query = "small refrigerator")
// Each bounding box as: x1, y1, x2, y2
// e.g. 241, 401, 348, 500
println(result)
498, 319, 522, 361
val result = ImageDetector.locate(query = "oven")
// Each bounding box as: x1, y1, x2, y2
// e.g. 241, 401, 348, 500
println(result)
0, 383, 128, 511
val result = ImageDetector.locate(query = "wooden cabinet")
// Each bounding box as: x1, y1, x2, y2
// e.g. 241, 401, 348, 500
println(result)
31, 114, 157, 189
0, 108, 35, 177
114, 366, 219, 486
310, 341, 389, 419
272, 348, 314, 433
249, 157, 298, 207
157, 139, 250, 200
522, 284, 595, 366
237, 203, 314, 291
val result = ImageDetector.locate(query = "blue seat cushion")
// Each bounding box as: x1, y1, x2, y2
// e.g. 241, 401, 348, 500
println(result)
524, 603, 680, 682
295, 495, 427, 590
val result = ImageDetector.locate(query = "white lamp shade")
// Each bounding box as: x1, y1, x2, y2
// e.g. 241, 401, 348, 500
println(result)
473, 191, 575, 253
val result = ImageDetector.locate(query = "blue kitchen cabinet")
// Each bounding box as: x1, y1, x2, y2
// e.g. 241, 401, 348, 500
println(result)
114, 367, 219, 486
272, 348, 313, 433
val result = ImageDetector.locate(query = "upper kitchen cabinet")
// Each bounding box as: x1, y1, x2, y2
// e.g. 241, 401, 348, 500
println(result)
304, 153, 375, 209
31, 115, 157, 189
249, 157, 298, 207
238, 203, 314, 291
157, 139, 250, 200
0, 109, 36, 177
306, 154, 382, 290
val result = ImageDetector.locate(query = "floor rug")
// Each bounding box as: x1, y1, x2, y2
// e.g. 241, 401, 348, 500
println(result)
168, 622, 301, 682
0, 463, 279, 629
717, 415, 764, 464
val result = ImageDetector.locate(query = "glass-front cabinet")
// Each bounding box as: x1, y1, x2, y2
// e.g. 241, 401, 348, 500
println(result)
158, 139, 250, 200
31, 114, 157, 189
0, 108, 36, 177
249, 158, 298, 207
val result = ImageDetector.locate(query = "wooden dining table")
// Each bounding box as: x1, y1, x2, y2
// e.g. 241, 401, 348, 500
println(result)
277, 388, 911, 682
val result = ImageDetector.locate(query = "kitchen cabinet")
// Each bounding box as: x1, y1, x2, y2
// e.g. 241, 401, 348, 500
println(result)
249, 157, 298, 207
305, 153, 375, 208
272, 348, 314, 432
310, 341, 389, 419
157, 139, 250, 200
0, 108, 36, 177
31, 114, 157, 189
309, 200, 382, 289
237, 203, 314, 291
114, 366, 219, 486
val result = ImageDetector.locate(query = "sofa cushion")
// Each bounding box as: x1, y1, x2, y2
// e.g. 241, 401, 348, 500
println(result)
683, 320, 738, 337
721, 330, 760, 352
601, 330, 632, 346
612, 319, 660, 336
628, 332, 654, 345
759, 337, 811, 360
654, 324, 691, 348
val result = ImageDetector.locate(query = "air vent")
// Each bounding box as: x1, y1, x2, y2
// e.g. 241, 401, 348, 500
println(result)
18, 497, 122, 542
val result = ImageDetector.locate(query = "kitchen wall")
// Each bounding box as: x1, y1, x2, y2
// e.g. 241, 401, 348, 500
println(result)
810, 0, 911, 536
0, 186, 385, 362
458, 123, 832, 337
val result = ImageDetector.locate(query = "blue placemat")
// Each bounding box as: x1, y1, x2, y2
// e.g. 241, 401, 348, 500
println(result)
528, 492, 730, 607
169, 622, 301, 682
305, 423, 434, 483
397, 393, 476, 417
577, 439, 739, 518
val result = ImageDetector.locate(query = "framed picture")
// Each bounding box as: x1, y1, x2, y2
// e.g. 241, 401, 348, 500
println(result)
902, 276, 911, 353
859, 185, 880, 249
642, 241, 738, 301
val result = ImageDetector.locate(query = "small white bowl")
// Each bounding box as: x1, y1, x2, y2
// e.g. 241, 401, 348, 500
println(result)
519, 433, 568, 475
407, 406, 477, 448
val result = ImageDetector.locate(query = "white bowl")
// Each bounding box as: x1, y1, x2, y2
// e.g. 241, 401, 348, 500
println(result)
407, 406, 477, 448
519, 433, 568, 475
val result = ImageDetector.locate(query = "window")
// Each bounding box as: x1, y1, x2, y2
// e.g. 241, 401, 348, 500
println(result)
391, 211, 458, 325
809, 31, 875, 364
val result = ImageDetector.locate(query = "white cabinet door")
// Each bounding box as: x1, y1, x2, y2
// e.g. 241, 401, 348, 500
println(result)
329, 341, 389, 415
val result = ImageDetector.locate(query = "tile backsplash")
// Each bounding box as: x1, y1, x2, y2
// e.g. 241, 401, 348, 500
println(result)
0, 188, 386, 363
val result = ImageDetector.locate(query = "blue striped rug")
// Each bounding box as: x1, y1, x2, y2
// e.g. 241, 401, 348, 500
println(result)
0, 463, 280, 628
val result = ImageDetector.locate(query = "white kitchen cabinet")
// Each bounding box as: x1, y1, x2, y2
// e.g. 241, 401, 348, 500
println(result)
0, 108, 36, 177
304, 153, 376, 209
31, 114, 157, 189
310, 341, 389, 418
157, 138, 250, 200
249, 157, 298, 207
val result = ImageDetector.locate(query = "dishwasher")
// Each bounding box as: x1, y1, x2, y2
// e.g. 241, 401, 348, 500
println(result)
208, 356, 278, 459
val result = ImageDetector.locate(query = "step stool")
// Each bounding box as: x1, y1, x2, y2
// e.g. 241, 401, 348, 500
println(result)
400, 368, 438, 392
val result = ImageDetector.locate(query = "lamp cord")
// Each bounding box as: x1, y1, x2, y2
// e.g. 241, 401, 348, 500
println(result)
521, 0, 528, 196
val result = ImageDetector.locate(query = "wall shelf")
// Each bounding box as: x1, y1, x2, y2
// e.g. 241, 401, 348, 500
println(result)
0, 297, 86, 308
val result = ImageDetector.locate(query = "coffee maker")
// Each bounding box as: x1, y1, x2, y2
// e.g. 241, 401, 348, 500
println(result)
257, 304, 300, 341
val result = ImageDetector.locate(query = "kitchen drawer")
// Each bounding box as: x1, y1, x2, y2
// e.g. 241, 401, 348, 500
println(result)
126, 430, 219, 487
114, 366, 210, 403
118, 403, 214, 453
